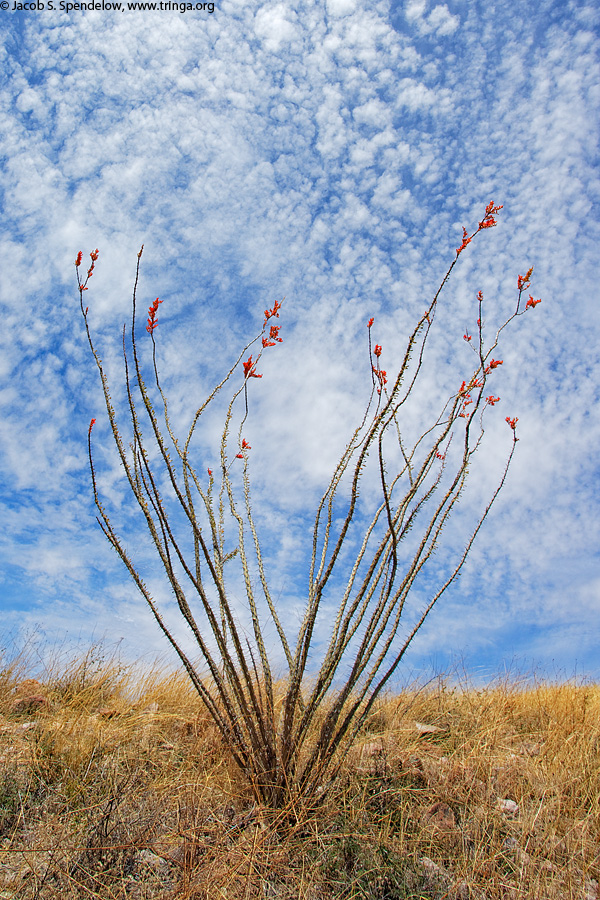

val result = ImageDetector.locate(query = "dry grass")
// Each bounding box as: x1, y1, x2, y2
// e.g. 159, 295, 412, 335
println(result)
0, 647, 598, 899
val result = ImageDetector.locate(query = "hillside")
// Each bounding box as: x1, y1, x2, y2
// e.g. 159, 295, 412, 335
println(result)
1, 649, 598, 899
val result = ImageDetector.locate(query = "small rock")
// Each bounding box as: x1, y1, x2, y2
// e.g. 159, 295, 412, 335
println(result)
415, 721, 446, 735
419, 856, 452, 893
423, 802, 456, 829
420, 856, 450, 882
10, 694, 49, 715
497, 798, 519, 816
10, 680, 50, 716
518, 741, 541, 757
97, 706, 120, 719
138, 849, 169, 871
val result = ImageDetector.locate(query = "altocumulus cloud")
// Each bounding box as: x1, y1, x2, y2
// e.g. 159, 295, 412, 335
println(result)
0, 0, 599, 681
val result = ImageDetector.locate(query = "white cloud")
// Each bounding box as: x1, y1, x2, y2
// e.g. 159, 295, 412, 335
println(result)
254, 4, 299, 50
326, 0, 358, 17
405, 0, 459, 36
427, 3, 460, 36
353, 97, 390, 127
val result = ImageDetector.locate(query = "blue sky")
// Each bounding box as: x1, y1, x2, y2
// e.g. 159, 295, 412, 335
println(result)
0, 0, 599, 685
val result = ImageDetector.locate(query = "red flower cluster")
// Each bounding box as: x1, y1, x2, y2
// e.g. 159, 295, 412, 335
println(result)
146, 298, 163, 334
518, 267, 534, 291
367, 319, 386, 392
459, 374, 485, 399
458, 394, 473, 417
478, 201, 503, 230
263, 299, 282, 326
372, 366, 387, 392
88, 418, 96, 436
243, 356, 262, 379
236, 438, 252, 459
486, 395, 501, 406
506, 416, 518, 430
87, 249, 99, 280
456, 227, 471, 256
262, 325, 283, 348
457, 202, 503, 255
76, 249, 99, 291
484, 359, 503, 374
526, 295, 542, 309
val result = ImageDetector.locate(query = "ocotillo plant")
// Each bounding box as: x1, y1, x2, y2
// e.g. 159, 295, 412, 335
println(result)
77, 203, 541, 809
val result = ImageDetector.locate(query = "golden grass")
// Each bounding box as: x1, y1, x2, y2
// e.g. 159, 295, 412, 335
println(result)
0, 648, 598, 899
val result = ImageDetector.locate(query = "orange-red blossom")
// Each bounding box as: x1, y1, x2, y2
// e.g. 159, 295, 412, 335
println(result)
262, 325, 283, 348
263, 299, 282, 326
456, 227, 471, 255
484, 359, 503, 374
372, 366, 387, 392
243, 356, 262, 379
236, 438, 252, 459
76, 249, 99, 286
458, 393, 473, 417
518, 267, 534, 291
478, 201, 503, 229
456, 201, 503, 255
86, 249, 99, 280
146, 298, 163, 334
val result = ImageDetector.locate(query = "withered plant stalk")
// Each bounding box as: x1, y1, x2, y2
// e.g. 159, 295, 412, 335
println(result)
76, 204, 541, 809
